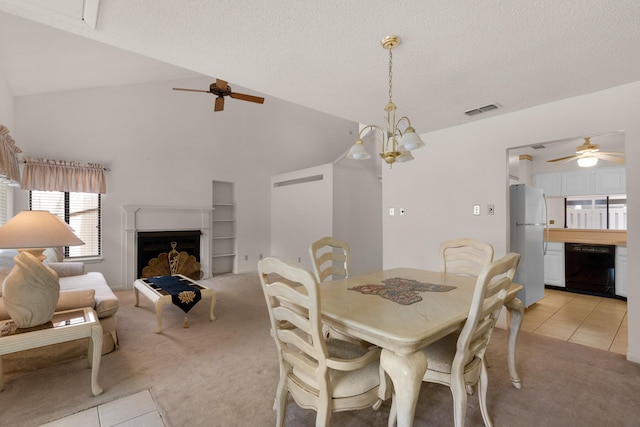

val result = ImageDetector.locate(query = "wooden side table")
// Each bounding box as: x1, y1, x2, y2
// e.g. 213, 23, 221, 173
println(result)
0, 307, 103, 396
134, 274, 216, 333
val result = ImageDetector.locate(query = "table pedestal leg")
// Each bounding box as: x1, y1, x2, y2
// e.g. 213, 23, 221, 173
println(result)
381, 348, 427, 427
209, 294, 216, 321
134, 288, 140, 306
505, 297, 524, 389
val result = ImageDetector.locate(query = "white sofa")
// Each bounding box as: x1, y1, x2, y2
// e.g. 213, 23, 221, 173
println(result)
0, 248, 119, 375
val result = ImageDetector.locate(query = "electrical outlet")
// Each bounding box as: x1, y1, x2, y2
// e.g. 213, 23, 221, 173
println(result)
244, 255, 248, 261
259, 254, 263, 260
487, 204, 495, 215
473, 204, 481, 216
389, 207, 395, 216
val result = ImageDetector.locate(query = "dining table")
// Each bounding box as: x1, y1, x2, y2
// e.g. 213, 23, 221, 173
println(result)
319, 267, 524, 427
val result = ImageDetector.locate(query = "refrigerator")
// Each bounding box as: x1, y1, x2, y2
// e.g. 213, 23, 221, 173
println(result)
510, 184, 547, 307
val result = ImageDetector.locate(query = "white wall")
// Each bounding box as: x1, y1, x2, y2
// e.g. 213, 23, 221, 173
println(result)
0, 73, 12, 127
383, 81, 640, 363
12, 76, 358, 288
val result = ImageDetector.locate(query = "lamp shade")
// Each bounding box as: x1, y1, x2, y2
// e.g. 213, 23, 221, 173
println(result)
347, 140, 372, 160
577, 155, 598, 168
0, 210, 84, 249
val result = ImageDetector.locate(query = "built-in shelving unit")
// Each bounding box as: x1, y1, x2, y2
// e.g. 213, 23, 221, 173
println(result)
212, 181, 236, 275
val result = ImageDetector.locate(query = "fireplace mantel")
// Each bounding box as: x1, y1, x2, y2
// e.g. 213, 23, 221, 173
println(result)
122, 205, 213, 287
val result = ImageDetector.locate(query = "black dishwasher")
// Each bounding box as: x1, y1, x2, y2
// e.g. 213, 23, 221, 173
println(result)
564, 243, 615, 297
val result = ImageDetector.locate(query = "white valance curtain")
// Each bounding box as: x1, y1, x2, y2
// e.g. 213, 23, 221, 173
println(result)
0, 125, 22, 186
22, 157, 107, 194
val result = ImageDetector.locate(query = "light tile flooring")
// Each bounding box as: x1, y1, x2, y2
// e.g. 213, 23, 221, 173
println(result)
39, 390, 165, 427
522, 288, 628, 354
40, 289, 628, 427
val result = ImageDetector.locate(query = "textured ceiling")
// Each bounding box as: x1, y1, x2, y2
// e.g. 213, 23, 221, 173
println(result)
1, 0, 639, 143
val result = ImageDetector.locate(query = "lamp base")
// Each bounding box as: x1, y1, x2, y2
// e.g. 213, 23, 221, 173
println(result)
2, 250, 60, 328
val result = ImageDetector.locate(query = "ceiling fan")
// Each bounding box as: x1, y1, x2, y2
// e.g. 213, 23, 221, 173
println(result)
172, 79, 265, 112
546, 136, 625, 167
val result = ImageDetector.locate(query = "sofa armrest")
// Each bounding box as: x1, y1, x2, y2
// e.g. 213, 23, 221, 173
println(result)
47, 262, 85, 277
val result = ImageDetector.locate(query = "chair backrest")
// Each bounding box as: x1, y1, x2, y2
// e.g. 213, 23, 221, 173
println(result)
455, 252, 521, 369
258, 257, 333, 398
309, 236, 351, 282
440, 238, 494, 277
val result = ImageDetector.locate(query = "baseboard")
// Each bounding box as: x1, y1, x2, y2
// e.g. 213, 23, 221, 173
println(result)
627, 352, 640, 365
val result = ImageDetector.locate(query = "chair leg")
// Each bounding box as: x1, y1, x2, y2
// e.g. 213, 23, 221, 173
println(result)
450, 372, 468, 427
478, 360, 493, 427
274, 377, 288, 427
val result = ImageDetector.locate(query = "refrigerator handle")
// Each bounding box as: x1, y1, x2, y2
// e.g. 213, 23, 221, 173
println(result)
543, 193, 549, 255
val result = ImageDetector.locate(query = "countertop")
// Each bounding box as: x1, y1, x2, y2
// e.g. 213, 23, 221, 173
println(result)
546, 228, 626, 246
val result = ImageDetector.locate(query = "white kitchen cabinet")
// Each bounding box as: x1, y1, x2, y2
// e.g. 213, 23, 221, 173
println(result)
562, 169, 595, 195
534, 172, 562, 197
544, 242, 565, 287
615, 246, 627, 297
595, 167, 626, 195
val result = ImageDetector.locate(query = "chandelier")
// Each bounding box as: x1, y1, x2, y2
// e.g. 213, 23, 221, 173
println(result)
347, 35, 425, 168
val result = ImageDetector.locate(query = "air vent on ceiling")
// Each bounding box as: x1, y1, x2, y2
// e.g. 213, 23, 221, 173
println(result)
464, 103, 499, 116
531, 144, 546, 149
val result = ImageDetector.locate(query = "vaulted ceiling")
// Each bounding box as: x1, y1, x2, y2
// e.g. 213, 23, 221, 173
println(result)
1, 0, 639, 146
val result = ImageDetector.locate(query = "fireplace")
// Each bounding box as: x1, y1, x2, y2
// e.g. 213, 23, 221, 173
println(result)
136, 230, 201, 279
122, 205, 213, 287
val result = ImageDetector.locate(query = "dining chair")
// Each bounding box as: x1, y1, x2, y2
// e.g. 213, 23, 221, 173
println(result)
258, 257, 383, 427
389, 252, 521, 427
309, 236, 351, 283
440, 238, 494, 277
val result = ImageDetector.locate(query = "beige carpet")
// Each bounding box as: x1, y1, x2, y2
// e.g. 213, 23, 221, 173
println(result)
1, 272, 639, 427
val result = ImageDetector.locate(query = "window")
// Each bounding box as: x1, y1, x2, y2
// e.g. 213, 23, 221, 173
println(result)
0, 181, 9, 225
566, 195, 627, 230
29, 191, 101, 258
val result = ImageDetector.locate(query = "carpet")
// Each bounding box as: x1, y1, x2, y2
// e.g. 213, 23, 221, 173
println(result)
0, 272, 639, 426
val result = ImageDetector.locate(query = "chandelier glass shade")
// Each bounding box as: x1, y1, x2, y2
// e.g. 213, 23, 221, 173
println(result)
347, 35, 425, 168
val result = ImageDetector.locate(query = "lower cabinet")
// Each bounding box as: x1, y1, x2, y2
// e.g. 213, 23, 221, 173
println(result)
544, 242, 565, 287
616, 246, 628, 297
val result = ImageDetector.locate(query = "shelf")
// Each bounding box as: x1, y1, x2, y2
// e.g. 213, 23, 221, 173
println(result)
212, 203, 235, 207
212, 236, 235, 240
212, 219, 235, 222
212, 253, 235, 258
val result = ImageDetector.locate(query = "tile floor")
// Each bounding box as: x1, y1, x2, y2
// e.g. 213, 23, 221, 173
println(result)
522, 288, 628, 354
39, 390, 165, 427
40, 288, 628, 427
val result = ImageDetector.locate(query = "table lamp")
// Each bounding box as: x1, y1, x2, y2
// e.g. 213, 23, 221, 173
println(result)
0, 210, 84, 328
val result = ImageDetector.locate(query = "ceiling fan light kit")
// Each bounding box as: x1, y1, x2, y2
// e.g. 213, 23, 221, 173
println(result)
347, 35, 425, 168
172, 79, 265, 112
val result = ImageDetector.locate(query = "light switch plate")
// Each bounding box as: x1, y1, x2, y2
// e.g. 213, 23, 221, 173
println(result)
487, 204, 495, 215
473, 204, 480, 216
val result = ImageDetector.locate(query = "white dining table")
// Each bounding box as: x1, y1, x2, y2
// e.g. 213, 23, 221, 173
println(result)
319, 267, 523, 427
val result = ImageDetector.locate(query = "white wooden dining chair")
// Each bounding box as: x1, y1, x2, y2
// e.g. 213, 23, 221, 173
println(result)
309, 236, 351, 283
440, 238, 494, 277
389, 252, 521, 427
258, 257, 383, 427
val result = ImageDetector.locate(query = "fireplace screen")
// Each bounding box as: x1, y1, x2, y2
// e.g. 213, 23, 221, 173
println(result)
137, 231, 202, 280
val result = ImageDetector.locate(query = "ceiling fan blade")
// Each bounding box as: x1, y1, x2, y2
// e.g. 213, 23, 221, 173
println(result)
597, 153, 625, 163
173, 88, 210, 93
216, 79, 228, 91
598, 151, 624, 156
547, 155, 578, 163
214, 96, 225, 112
230, 92, 265, 104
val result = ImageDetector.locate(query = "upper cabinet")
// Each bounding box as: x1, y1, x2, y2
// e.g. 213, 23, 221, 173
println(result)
594, 167, 626, 195
534, 172, 562, 197
535, 167, 625, 197
562, 170, 595, 196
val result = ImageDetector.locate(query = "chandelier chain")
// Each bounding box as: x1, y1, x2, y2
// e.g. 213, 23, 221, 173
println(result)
388, 48, 393, 103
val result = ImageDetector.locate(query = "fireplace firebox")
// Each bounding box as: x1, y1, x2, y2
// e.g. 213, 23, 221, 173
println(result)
137, 230, 201, 279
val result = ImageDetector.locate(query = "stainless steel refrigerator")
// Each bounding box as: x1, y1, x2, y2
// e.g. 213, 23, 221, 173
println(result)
510, 184, 547, 307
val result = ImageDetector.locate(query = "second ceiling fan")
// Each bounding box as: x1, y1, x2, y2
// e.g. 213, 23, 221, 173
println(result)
173, 79, 265, 112
546, 136, 625, 167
